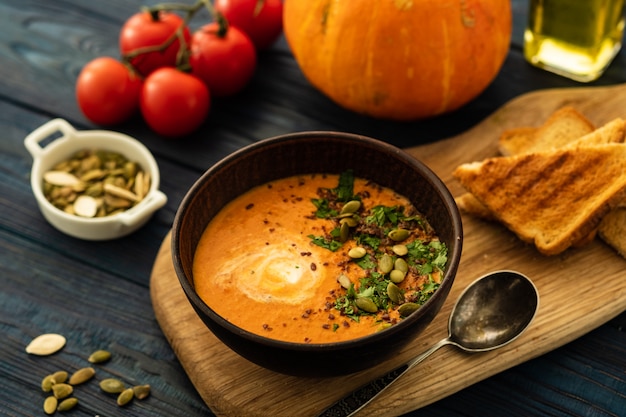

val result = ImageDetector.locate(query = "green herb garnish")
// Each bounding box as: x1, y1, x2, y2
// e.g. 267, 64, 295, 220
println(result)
307, 171, 448, 326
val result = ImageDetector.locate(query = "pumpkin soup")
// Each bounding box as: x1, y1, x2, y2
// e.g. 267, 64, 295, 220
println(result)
193, 171, 447, 344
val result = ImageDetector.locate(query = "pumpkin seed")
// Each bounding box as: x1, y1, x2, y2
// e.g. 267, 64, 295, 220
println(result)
117, 388, 135, 406
52, 383, 73, 399
340, 200, 361, 215
100, 378, 125, 394
339, 216, 358, 227
79, 169, 106, 182
337, 274, 351, 290
123, 161, 138, 179
348, 247, 367, 259
41, 374, 56, 392
25, 333, 66, 356
392, 244, 408, 256
355, 297, 378, 313
51, 371, 68, 384
43, 396, 58, 415
134, 171, 146, 199
73, 195, 98, 218
57, 397, 78, 412
339, 221, 350, 243
141, 172, 151, 196
88, 349, 111, 364
132, 384, 151, 400
378, 253, 394, 274
387, 282, 404, 304
388, 228, 410, 242
394, 258, 409, 273
104, 183, 140, 202
69, 367, 95, 385
390, 269, 407, 283
104, 193, 132, 209
398, 302, 420, 317
43, 171, 81, 187
377, 323, 392, 332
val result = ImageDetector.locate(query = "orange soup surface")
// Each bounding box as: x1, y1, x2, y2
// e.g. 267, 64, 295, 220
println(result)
193, 173, 446, 344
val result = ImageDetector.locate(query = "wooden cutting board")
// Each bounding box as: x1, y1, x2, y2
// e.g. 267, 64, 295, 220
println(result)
150, 83, 626, 417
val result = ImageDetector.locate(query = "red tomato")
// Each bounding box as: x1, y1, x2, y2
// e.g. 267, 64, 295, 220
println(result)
76, 57, 143, 125
119, 11, 192, 76
214, 0, 283, 50
140, 68, 210, 137
190, 23, 257, 97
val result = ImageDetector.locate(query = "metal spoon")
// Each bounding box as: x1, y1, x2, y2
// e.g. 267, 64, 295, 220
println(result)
317, 270, 540, 417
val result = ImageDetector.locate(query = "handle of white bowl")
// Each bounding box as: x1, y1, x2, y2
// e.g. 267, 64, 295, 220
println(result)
24, 118, 77, 159
119, 190, 168, 226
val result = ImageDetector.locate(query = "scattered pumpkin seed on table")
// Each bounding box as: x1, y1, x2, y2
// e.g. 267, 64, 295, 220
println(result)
43, 396, 57, 415
100, 377, 126, 394
25, 333, 66, 356
132, 384, 151, 400
69, 367, 95, 385
57, 397, 78, 412
51, 370, 68, 384
117, 387, 135, 406
88, 349, 111, 363
51, 383, 73, 399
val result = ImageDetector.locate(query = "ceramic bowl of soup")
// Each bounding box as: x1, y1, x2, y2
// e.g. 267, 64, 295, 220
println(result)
172, 131, 463, 377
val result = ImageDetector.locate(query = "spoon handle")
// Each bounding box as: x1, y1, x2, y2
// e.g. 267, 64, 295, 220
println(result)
316, 338, 450, 417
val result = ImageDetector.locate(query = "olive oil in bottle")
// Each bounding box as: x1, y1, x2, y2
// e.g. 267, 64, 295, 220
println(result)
524, 0, 625, 82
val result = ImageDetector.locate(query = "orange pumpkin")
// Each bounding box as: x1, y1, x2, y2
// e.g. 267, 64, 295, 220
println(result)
283, 0, 512, 120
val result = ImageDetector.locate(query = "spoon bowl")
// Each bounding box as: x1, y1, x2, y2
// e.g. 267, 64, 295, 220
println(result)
450, 270, 539, 351
318, 270, 539, 417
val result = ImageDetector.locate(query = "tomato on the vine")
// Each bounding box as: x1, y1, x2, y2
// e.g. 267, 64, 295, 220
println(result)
213, 0, 284, 50
140, 68, 210, 137
76, 57, 143, 126
119, 11, 191, 77
190, 22, 257, 97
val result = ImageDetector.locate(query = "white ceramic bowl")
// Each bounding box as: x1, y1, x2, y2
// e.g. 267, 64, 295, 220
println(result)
25, 118, 167, 240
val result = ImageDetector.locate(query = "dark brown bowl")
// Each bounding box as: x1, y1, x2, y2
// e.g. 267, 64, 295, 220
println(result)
172, 132, 463, 377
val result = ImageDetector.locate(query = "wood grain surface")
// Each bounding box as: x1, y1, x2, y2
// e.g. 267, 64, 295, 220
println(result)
151, 84, 626, 417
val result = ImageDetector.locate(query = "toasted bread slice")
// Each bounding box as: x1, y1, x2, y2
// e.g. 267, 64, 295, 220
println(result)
598, 208, 626, 258
564, 117, 626, 149
453, 143, 626, 255
454, 193, 496, 220
459, 117, 626, 224
498, 106, 595, 156
455, 192, 597, 248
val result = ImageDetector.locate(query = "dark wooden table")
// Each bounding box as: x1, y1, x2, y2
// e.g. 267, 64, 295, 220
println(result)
2, 1, 625, 416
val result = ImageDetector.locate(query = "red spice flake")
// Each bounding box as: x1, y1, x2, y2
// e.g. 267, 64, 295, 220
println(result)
342, 321, 350, 328
304, 337, 311, 343
245, 203, 254, 210
262, 324, 273, 331
300, 251, 312, 256
310, 263, 317, 271
328, 313, 335, 320
322, 324, 330, 330
302, 312, 310, 319
263, 219, 269, 224
269, 228, 275, 232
